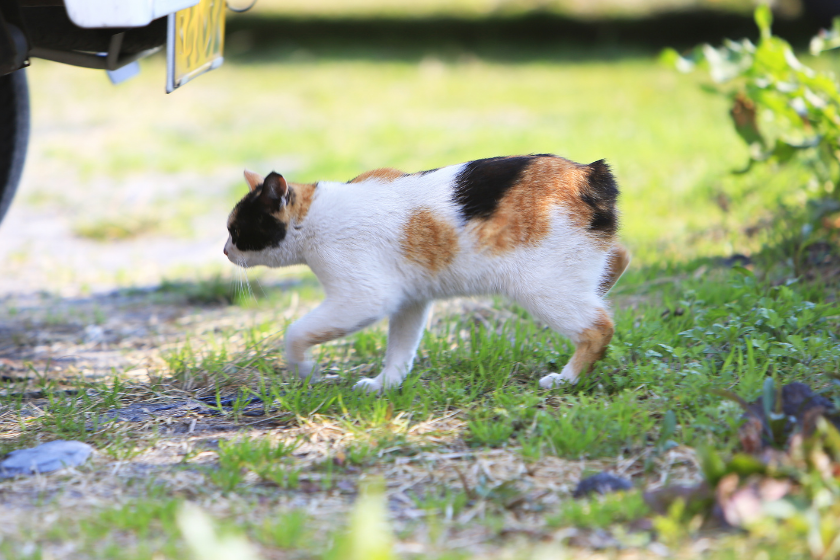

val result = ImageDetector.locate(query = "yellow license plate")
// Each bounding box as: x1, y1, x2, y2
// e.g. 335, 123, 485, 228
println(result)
166, 0, 225, 93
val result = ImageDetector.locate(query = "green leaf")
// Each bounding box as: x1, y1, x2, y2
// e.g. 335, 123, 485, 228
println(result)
816, 416, 840, 461
728, 453, 767, 477
657, 410, 677, 451
770, 139, 798, 164
810, 17, 840, 56
659, 47, 695, 73
731, 265, 755, 278
762, 377, 775, 420
698, 444, 727, 485
659, 47, 680, 68
755, 5, 773, 40
702, 44, 752, 83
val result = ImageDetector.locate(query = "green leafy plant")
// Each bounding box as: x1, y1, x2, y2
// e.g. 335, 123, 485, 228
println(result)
663, 7, 840, 212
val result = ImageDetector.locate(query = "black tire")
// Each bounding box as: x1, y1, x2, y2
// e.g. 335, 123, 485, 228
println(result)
0, 68, 30, 227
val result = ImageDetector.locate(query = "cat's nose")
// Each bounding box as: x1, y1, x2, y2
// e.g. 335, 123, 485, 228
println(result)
223, 246, 228, 256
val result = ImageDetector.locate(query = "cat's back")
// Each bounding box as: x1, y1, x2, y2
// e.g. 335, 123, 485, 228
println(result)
308, 154, 618, 263
308, 164, 464, 236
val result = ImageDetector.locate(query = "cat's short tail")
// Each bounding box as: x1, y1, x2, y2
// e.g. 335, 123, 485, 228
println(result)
581, 160, 619, 237
598, 244, 631, 296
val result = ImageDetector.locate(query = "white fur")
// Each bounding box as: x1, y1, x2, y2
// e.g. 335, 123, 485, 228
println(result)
225, 164, 616, 392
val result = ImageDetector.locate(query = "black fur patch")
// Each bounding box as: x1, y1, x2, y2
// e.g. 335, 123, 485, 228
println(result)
228, 187, 287, 252
416, 167, 440, 176
580, 159, 619, 235
453, 155, 539, 220
260, 171, 289, 212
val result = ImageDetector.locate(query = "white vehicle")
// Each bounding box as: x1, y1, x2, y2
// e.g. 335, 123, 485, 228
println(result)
0, 0, 231, 227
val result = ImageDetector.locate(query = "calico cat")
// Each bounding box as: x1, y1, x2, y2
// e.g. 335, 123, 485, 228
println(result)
224, 154, 630, 392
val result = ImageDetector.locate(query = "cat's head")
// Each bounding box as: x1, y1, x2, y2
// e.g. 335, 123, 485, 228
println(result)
224, 170, 291, 267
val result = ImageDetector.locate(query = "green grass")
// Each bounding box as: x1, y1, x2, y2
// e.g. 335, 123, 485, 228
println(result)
148, 262, 837, 457
547, 490, 650, 529
4, 256, 832, 558
14, 263, 831, 457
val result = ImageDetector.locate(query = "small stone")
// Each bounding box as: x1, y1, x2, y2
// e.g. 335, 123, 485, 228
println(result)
83, 325, 106, 343
573, 472, 632, 498
0, 440, 94, 478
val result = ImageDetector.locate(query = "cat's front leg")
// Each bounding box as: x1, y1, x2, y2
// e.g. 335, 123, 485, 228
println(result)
284, 298, 383, 383
355, 300, 431, 393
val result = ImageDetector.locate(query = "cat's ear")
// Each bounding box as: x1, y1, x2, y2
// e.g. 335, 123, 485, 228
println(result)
243, 169, 264, 192
260, 171, 289, 211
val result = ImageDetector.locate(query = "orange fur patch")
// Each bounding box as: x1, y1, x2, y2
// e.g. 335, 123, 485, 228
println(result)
307, 328, 349, 346
400, 207, 459, 273
568, 308, 615, 377
471, 157, 601, 253
285, 182, 317, 223
349, 168, 406, 183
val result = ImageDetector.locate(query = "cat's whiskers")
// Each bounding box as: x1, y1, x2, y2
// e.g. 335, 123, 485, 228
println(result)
237, 259, 256, 301
229, 261, 245, 301
233, 260, 245, 299
228, 271, 240, 303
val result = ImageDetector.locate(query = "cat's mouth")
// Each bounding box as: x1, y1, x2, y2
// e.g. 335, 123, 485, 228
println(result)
223, 237, 249, 267
227, 252, 252, 269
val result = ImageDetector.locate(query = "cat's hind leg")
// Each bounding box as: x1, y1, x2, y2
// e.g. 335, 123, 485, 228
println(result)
538, 307, 614, 389
354, 300, 431, 393
284, 297, 385, 383
513, 289, 615, 388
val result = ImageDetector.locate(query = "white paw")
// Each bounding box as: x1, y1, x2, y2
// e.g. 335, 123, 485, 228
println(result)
539, 372, 577, 389
353, 377, 382, 393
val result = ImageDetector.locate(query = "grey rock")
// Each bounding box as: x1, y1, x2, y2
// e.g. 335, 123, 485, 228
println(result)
573, 472, 633, 498
0, 440, 94, 478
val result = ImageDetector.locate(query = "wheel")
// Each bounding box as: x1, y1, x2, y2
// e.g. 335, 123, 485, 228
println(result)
0, 68, 30, 227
